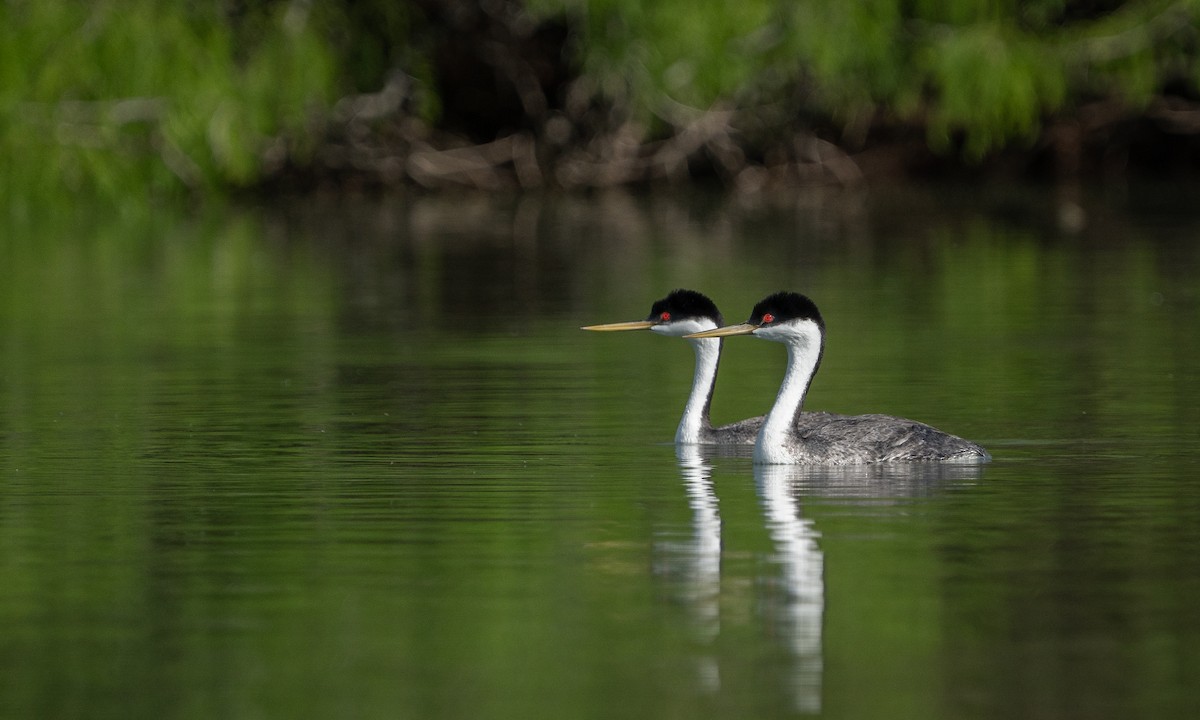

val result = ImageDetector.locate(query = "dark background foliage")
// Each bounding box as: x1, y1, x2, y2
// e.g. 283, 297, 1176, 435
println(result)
3, 0, 1200, 198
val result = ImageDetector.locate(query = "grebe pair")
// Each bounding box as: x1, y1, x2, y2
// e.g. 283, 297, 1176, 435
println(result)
583, 290, 990, 465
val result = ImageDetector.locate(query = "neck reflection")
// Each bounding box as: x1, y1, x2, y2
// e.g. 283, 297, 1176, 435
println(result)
666, 446, 827, 712
755, 463, 825, 714
669, 444, 723, 692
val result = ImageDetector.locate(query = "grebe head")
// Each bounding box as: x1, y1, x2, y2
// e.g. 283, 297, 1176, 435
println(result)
582, 289, 723, 337
744, 292, 824, 343
647, 289, 723, 337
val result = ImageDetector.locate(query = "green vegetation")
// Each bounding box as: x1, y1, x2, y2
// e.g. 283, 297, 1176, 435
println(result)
0, 2, 339, 197
533, 0, 1199, 158
2, 1, 1199, 199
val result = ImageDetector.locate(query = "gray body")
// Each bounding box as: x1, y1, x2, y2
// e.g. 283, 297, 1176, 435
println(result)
777, 411, 990, 465
699, 415, 763, 445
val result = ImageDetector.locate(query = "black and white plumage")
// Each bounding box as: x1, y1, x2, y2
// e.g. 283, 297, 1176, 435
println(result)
582, 289, 762, 445
688, 291, 991, 465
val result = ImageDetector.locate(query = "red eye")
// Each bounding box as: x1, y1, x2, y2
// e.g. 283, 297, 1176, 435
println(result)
660, 311, 671, 321
762, 313, 775, 323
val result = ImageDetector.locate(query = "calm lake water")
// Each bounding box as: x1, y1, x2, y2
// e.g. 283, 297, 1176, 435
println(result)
3, 184, 1199, 719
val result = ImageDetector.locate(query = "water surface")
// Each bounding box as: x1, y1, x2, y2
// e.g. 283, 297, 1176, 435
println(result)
2, 185, 1199, 718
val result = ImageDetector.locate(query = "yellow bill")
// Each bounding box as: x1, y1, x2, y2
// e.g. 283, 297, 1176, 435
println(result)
580, 320, 657, 332
684, 323, 758, 338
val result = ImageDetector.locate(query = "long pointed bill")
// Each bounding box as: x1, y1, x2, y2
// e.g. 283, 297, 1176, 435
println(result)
685, 323, 759, 338
580, 320, 657, 332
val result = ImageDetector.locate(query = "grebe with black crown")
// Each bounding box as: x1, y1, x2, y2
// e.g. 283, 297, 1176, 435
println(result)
687, 292, 991, 465
581, 289, 763, 445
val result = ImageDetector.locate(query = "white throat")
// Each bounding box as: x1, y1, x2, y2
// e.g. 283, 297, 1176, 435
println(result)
676, 336, 720, 443
754, 321, 823, 464
652, 317, 720, 444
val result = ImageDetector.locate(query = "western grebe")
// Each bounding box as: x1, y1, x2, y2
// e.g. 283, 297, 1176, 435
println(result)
581, 289, 762, 445
687, 292, 991, 465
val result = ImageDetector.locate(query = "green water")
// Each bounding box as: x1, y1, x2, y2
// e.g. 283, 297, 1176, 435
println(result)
2, 186, 1199, 719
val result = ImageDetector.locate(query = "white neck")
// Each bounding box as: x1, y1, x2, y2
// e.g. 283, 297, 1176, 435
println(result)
754, 322, 822, 463
676, 337, 720, 444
